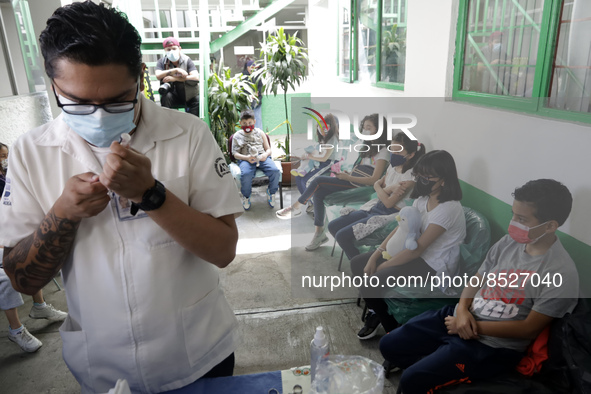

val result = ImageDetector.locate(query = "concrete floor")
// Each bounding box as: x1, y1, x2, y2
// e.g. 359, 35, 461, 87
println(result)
0, 185, 401, 393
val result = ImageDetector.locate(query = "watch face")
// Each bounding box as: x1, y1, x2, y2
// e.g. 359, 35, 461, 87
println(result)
149, 194, 161, 204
140, 180, 166, 211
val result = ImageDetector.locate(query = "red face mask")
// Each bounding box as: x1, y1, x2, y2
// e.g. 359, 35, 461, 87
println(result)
508, 220, 548, 244
242, 125, 254, 133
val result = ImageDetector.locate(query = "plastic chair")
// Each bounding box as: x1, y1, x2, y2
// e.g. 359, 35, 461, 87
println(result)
382, 206, 492, 324
228, 133, 283, 209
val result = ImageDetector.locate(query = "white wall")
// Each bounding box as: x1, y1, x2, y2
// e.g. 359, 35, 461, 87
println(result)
0, 92, 53, 146
306, 0, 591, 246
0, 3, 29, 97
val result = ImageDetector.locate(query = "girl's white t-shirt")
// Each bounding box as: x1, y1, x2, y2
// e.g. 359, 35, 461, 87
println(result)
413, 196, 466, 277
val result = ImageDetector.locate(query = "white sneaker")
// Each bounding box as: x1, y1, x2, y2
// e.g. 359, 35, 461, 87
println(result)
8, 327, 42, 352
276, 205, 302, 219
241, 196, 251, 210
29, 304, 68, 322
305, 232, 329, 251
266, 189, 275, 208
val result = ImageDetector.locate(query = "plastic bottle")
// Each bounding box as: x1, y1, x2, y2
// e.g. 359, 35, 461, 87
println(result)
310, 326, 330, 383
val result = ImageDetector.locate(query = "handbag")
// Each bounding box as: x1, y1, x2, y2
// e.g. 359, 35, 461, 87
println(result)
349, 164, 375, 187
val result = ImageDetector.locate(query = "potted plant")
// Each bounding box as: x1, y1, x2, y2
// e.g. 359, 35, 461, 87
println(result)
208, 67, 258, 160
381, 23, 406, 83
256, 27, 309, 183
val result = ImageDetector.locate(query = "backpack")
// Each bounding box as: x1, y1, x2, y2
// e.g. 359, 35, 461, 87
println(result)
539, 298, 591, 394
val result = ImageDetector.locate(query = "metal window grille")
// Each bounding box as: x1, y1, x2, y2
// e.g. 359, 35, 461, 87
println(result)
460, 0, 544, 98
548, 0, 591, 113
380, 0, 407, 83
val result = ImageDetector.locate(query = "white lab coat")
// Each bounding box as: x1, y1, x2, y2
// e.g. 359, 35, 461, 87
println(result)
0, 96, 243, 393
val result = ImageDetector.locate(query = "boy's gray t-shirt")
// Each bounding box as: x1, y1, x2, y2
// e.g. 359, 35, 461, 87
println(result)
232, 128, 266, 156
469, 235, 579, 352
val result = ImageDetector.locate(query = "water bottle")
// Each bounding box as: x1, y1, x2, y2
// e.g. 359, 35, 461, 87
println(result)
310, 326, 330, 383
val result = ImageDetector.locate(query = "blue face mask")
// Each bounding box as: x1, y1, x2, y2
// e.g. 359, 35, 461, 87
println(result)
390, 153, 407, 167
59, 91, 138, 148
493, 43, 502, 53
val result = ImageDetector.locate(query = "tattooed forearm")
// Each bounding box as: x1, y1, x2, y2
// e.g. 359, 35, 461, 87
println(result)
3, 208, 80, 295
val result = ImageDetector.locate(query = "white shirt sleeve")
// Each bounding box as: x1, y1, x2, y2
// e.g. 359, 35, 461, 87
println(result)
374, 147, 390, 163
188, 124, 243, 219
428, 201, 463, 231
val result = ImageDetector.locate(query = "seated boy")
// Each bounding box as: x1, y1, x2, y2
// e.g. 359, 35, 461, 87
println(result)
231, 110, 280, 210
379, 179, 579, 393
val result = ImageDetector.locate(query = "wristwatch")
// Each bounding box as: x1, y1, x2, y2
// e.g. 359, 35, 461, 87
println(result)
130, 179, 166, 216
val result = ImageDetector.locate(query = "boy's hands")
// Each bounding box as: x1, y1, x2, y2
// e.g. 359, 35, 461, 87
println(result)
445, 309, 479, 340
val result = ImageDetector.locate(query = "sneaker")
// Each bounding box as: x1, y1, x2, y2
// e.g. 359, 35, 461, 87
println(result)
382, 360, 401, 378
266, 189, 275, 208
241, 196, 251, 210
8, 327, 42, 352
276, 205, 301, 219
306, 201, 314, 214
290, 169, 303, 177
357, 311, 382, 340
29, 304, 68, 322
305, 232, 329, 251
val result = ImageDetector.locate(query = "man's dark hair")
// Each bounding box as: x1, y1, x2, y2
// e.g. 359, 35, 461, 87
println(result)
512, 179, 572, 226
240, 110, 255, 121
39, 1, 143, 79
410, 150, 462, 203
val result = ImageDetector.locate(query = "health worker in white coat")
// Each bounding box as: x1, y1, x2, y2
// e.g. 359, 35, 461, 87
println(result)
0, 2, 243, 393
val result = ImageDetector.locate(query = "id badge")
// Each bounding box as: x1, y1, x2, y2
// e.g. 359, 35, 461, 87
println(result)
114, 193, 148, 221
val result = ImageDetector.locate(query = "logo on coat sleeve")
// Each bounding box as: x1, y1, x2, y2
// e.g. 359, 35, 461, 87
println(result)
214, 157, 230, 178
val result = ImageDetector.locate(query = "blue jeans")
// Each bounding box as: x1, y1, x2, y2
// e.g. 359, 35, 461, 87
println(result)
295, 160, 331, 195
297, 176, 357, 227
328, 202, 399, 259
238, 157, 280, 198
379, 305, 523, 394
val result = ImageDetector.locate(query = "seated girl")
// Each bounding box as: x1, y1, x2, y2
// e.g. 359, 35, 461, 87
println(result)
276, 114, 390, 252
291, 113, 339, 203
350, 150, 466, 340
327, 133, 425, 260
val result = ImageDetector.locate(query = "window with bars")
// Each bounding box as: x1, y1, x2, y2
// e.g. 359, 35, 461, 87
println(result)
338, 0, 408, 89
454, 0, 591, 122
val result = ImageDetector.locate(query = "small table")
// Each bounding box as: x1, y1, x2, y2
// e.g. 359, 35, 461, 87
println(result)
163, 366, 312, 394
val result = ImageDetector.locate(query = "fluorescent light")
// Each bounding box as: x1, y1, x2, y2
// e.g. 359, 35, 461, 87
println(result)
284, 21, 304, 24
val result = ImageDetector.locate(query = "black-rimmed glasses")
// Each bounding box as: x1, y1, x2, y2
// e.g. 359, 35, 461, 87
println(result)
413, 174, 440, 185
52, 82, 139, 115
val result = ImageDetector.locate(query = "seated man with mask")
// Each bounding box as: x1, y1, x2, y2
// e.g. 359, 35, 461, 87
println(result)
155, 37, 200, 117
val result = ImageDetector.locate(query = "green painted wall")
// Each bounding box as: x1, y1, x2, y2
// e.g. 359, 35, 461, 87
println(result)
460, 180, 590, 296
260, 93, 311, 135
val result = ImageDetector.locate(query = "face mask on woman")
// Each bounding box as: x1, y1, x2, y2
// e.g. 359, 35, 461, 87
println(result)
390, 153, 408, 167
